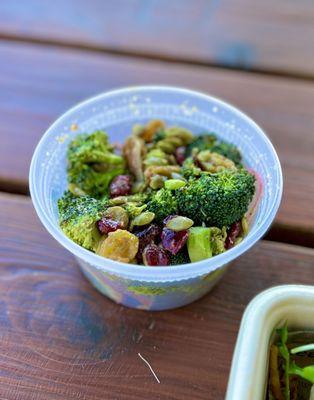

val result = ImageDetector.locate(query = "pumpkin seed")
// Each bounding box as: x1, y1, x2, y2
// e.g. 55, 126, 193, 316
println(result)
168, 154, 177, 165
150, 174, 166, 189
110, 196, 128, 205
165, 179, 186, 190
171, 172, 186, 181
157, 141, 175, 153
166, 216, 194, 231
144, 156, 168, 167
68, 183, 86, 196
109, 193, 145, 205
235, 237, 243, 245
167, 136, 183, 147
132, 181, 146, 193
104, 206, 129, 229
166, 127, 193, 144
131, 211, 155, 229
241, 216, 249, 235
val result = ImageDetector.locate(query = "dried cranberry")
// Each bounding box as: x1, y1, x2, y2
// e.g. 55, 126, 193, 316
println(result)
225, 221, 242, 249
97, 218, 121, 234
109, 175, 132, 198
134, 224, 161, 263
143, 244, 169, 266
161, 228, 188, 255
175, 146, 186, 165
135, 224, 161, 241
163, 215, 178, 225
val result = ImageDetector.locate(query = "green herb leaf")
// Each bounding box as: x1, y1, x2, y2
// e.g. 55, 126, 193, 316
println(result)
289, 361, 314, 384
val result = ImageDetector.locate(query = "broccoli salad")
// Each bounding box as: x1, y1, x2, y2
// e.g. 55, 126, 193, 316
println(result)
58, 120, 257, 266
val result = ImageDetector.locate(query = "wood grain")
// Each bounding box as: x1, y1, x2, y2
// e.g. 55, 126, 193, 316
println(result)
0, 0, 314, 77
0, 192, 314, 399
0, 41, 314, 239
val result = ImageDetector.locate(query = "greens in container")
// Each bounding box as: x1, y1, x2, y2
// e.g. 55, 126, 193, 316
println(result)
268, 324, 314, 400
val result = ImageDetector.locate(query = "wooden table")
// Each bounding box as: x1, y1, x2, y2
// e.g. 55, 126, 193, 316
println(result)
0, 2, 313, 399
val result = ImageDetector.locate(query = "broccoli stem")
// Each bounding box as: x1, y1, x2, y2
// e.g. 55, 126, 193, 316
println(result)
187, 227, 213, 262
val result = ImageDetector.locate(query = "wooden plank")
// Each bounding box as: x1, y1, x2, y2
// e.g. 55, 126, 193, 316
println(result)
0, 192, 314, 399
1, 41, 314, 238
0, 0, 314, 77
0, 195, 314, 400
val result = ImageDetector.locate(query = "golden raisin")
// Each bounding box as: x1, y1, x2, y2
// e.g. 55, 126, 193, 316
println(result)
142, 120, 165, 142
97, 229, 139, 263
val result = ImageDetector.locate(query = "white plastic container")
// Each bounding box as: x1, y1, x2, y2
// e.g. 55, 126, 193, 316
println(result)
226, 285, 314, 400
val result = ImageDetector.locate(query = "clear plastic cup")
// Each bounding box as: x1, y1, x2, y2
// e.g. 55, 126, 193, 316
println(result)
29, 86, 283, 310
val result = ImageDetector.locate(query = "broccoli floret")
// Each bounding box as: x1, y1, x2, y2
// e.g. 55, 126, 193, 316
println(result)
185, 134, 216, 156
146, 188, 178, 222
187, 227, 213, 262
169, 248, 190, 265
211, 142, 242, 165
67, 131, 125, 198
58, 191, 107, 251
176, 169, 255, 228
